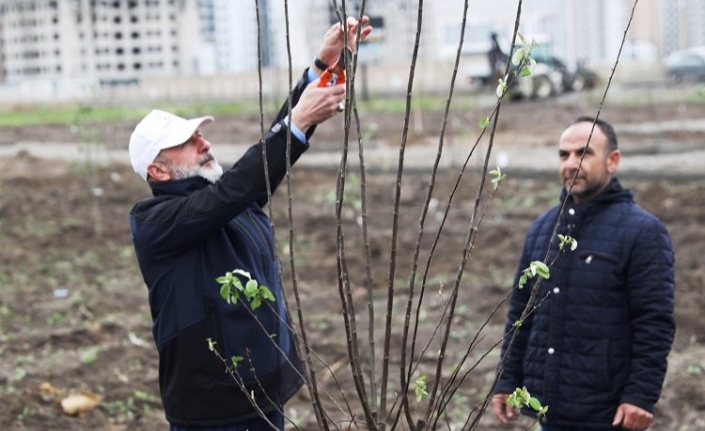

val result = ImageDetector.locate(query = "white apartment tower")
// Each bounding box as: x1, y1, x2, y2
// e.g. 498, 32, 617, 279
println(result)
0, 0, 205, 84
660, 0, 705, 55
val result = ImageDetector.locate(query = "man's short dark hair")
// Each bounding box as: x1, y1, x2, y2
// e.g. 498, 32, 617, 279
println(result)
572, 116, 618, 152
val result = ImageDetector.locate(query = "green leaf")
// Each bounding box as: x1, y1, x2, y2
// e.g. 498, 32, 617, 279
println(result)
231, 355, 244, 366
530, 261, 550, 279
220, 285, 230, 301
529, 397, 542, 411
479, 117, 490, 129
496, 76, 508, 98
245, 280, 259, 299
260, 286, 275, 302
231, 277, 244, 292
215, 276, 228, 284
507, 390, 523, 409
511, 47, 525, 66
251, 297, 262, 310
557, 234, 578, 252
489, 167, 506, 190
413, 376, 429, 402
520, 66, 532, 77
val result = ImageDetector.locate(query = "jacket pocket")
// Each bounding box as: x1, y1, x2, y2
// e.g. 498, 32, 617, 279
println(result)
202, 296, 233, 380
579, 250, 619, 266
577, 250, 621, 292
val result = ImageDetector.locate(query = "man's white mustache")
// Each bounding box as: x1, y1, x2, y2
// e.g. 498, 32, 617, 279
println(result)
199, 154, 215, 166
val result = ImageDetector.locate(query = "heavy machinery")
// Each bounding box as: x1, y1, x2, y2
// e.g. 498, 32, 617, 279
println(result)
464, 33, 598, 99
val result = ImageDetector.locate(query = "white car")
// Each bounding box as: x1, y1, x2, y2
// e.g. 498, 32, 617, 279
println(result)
664, 47, 705, 82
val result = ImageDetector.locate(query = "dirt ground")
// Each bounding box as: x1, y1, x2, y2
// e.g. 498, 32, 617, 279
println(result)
1, 87, 704, 431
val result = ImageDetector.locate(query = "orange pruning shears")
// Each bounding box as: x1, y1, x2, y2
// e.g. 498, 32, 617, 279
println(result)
318, 64, 346, 87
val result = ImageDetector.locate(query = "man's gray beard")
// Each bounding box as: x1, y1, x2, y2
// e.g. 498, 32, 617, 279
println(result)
169, 159, 224, 184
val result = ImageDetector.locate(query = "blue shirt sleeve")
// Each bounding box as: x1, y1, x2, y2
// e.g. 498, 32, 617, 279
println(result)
284, 116, 307, 144
306, 67, 320, 83
284, 66, 320, 144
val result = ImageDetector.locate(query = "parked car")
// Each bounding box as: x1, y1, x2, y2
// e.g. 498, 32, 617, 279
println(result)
664, 47, 705, 82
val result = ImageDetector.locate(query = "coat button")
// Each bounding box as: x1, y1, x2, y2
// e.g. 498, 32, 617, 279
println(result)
553, 287, 560, 294
548, 347, 555, 354
568, 208, 575, 215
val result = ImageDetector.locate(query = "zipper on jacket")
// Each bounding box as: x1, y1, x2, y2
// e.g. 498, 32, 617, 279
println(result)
231, 209, 275, 280
205, 298, 224, 357
246, 208, 275, 260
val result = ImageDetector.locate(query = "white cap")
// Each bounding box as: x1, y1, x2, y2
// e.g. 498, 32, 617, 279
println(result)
129, 109, 214, 180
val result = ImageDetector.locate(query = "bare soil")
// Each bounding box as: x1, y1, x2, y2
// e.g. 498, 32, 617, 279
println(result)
1, 92, 704, 431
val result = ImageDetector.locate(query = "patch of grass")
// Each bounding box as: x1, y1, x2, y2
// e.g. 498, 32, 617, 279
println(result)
0, 101, 268, 127
357, 94, 476, 112
0, 94, 477, 127
0, 105, 135, 127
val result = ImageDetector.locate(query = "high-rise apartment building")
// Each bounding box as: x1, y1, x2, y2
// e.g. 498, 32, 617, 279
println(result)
0, 0, 204, 84
660, 0, 705, 55
0, 0, 698, 97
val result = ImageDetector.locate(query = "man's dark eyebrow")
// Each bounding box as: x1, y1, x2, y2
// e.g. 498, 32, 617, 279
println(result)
559, 145, 592, 154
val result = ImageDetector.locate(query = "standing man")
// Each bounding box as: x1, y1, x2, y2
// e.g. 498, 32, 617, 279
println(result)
128, 18, 372, 431
491, 117, 675, 431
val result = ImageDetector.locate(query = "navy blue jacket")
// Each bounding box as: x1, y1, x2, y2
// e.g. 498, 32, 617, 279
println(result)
129, 73, 314, 427
496, 178, 675, 427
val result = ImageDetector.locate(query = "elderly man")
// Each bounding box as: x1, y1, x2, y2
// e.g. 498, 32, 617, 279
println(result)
128, 17, 372, 431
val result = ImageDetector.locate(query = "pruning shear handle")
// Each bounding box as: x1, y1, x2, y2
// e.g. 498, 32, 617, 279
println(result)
318, 64, 346, 87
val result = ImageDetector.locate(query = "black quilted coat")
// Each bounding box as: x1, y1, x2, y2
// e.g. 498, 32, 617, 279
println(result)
495, 178, 675, 427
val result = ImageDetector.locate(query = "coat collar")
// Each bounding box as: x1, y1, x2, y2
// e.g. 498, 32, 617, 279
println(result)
149, 176, 210, 197
560, 177, 634, 207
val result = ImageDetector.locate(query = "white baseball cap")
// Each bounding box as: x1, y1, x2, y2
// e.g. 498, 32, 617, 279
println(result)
129, 109, 214, 180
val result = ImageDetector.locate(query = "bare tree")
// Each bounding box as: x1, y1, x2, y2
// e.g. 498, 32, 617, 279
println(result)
220, 0, 641, 430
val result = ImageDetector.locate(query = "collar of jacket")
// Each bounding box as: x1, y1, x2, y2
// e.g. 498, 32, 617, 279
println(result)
559, 177, 634, 207
149, 176, 211, 197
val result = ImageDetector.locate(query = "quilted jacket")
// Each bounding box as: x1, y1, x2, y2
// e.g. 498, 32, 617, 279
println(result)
495, 178, 675, 427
